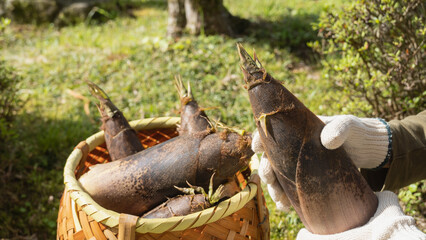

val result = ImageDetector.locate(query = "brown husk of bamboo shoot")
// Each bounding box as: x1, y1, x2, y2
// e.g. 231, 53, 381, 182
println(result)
79, 135, 201, 215
88, 82, 144, 161
237, 44, 377, 234
78, 131, 252, 215
142, 180, 240, 219
198, 130, 252, 188
175, 76, 213, 136
78, 78, 252, 216
142, 194, 210, 219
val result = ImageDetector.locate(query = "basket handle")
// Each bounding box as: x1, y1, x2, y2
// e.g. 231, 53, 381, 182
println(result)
75, 140, 90, 178
249, 154, 270, 239
249, 173, 270, 240
118, 214, 139, 240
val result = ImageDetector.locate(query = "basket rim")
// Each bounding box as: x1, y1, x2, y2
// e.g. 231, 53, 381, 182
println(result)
63, 117, 258, 234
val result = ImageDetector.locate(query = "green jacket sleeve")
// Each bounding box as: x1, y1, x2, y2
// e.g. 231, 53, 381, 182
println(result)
361, 110, 426, 191
384, 110, 426, 191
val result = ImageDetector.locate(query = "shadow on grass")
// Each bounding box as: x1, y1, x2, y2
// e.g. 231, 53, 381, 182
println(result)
136, 0, 167, 9
242, 12, 320, 62
87, 0, 168, 24
119, 1, 320, 63
0, 113, 98, 239
114, 0, 167, 16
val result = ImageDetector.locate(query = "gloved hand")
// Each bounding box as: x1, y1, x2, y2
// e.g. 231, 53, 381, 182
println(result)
251, 115, 393, 212
319, 115, 392, 169
296, 191, 426, 240
252, 130, 291, 212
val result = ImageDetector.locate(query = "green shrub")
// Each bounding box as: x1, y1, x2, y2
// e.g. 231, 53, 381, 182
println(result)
0, 17, 11, 43
0, 60, 22, 143
398, 181, 426, 232
311, 0, 425, 120
0, 60, 24, 238
311, 1, 426, 232
3, 0, 59, 24
0, 17, 11, 31
2, 0, 141, 26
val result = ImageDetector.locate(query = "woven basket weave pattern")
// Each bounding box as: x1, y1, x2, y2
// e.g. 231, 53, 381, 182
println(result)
57, 118, 270, 240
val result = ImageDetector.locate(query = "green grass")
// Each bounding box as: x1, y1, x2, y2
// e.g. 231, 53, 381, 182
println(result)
0, 1, 347, 238
2, 0, 423, 239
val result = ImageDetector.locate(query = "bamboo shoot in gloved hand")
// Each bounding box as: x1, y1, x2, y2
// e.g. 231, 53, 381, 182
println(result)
253, 114, 393, 211
237, 43, 377, 234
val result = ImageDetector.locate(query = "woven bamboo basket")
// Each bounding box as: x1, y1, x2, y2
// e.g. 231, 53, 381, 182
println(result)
57, 117, 270, 240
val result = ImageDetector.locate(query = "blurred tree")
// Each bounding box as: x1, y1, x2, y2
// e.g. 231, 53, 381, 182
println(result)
0, 0, 121, 25
167, 0, 250, 38
167, 0, 186, 38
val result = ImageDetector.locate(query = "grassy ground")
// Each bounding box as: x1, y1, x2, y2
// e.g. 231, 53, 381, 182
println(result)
0, 0, 423, 239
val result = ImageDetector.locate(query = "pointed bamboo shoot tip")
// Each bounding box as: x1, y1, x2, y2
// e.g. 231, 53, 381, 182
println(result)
236, 43, 255, 65
187, 80, 193, 99
87, 81, 110, 100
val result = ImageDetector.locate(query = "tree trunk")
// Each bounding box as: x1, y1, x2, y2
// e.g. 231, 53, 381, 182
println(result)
170, 0, 249, 37
167, 0, 186, 38
202, 0, 249, 36
184, 0, 202, 35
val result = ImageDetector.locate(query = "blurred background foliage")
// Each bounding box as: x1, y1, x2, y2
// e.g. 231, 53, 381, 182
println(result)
310, 0, 425, 120
0, 0, 424, 239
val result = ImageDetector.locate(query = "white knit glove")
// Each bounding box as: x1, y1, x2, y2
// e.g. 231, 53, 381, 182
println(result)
296, 191, 426, 240
252, 131, 291, 212
318, 115, 392, 169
